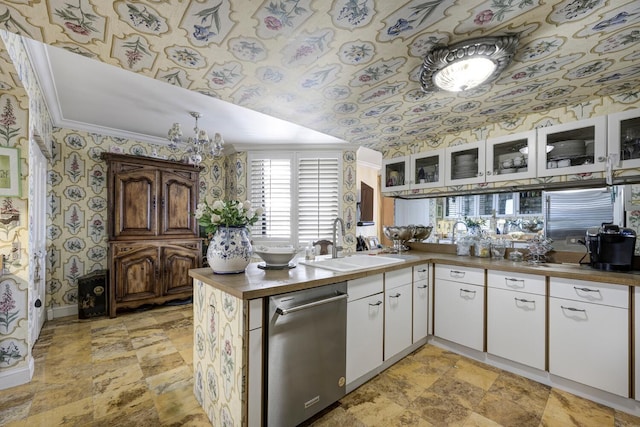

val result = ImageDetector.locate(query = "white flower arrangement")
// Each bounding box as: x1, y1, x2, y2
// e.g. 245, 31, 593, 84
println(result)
194, 199, 263, 235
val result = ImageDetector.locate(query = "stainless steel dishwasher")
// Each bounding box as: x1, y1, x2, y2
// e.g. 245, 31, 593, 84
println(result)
266, 282, 348, 427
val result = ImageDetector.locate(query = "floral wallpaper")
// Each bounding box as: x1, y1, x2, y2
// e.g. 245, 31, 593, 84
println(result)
0, 1, 638, 151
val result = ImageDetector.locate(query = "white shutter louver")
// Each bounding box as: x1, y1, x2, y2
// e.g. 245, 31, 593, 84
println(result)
249, 156, 292, 240
297, 157, 340, 243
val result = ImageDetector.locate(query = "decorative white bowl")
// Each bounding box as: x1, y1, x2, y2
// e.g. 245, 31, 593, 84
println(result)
254, 246, 300, 267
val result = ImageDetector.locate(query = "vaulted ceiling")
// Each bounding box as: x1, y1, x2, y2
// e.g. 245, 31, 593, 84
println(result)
1, 0, 639, 152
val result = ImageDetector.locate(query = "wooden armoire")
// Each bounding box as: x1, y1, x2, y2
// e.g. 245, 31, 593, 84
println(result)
102, 153, 202, 317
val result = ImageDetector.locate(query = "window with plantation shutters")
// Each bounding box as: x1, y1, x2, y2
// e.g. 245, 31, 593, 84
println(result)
248, 154, 292, 241
297, 155, 341, 243
248, 152, 342, 246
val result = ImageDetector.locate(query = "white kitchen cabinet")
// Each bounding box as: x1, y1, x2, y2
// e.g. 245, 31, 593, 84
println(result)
410, 149, 445, 189
346, 275, 384, 384
536, 116, 607, 177
382, 156, 410, 192
384, 268, 413, 360
382, 151, 444, 192
549, 278, 629, 397
486, 270, 545, 370
434, 264, 485, 351
485, 130, 537, 182
444, 140, 486, 186
413, 263, 431, 343
609, 108, 640, 170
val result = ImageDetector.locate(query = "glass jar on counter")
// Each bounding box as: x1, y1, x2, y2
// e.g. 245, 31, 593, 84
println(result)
473, 238, 491, 258
456, 236, 473, 256
491, 239, 509, 259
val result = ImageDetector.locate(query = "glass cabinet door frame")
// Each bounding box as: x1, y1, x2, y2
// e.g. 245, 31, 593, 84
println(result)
608, 108, 640, 170
536, 116, 607, 178
444, 140, 486, 186
485, 130, 537, 183
410, 148, 445, 189
382, 155, 410, 192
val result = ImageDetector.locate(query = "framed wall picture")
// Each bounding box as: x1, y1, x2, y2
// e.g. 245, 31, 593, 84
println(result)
0, 147, 21, 197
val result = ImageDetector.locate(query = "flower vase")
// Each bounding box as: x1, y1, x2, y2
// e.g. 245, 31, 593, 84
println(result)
206, 226, 253, 274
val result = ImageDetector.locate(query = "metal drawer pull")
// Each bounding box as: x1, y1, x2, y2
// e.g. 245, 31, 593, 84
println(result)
574, 287, 599, 293
417, 284, 428, 289
561, 305, 586, 312
515, 298, 534, 304
389, 293, 401, 298
418, 269, 428, 273
450, 270, 465, 277
460, 289, 476, 294
506, 278, 524, 284
276, 292, 348, 315
369, 301, 383, 306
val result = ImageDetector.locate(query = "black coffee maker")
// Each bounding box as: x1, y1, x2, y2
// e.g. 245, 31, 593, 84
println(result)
586, 223, 636, 271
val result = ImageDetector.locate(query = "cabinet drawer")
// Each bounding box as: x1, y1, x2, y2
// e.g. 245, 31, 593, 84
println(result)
487, 270, 545, 295
348, 274, 384, 302
550, 278, 628, 309
385, 267, 412, 291
413, 264, 430, 281
435, 264, 484, 285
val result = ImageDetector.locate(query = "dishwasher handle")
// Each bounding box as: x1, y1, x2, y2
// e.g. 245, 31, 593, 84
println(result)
275, 292, 348, 316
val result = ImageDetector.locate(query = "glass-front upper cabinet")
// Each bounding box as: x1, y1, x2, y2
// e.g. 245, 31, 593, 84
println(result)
485, 131, 536, 182
411, 149, 444, 189
536, 116, 607, 177
608, 108, 640, 169
445, 140, 485, 186
382, 156, 409, 192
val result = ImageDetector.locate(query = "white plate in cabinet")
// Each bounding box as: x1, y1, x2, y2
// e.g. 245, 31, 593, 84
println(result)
444, 140, 486, 186
435, 264, 484, 285
487, 287, 545, 370
536, 116, 607, 177
487, 270, 545, 295
485, 130, 537, 182
608, 108, 640, 170
384, 282, 412, 360
347, 292, 384, 383
434, 280, 484, 351
548, 296, 628, 397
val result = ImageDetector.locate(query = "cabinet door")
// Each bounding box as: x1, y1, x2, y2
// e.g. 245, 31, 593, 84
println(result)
444, 140, 486, 186
113, 245, 160, 302
411, 149, 444, 189
485, 130, 537, 182
113, 169, 158, 238
162, 244, 200, 295
487, 287, 545, 370
384, 282, 412, 360
536, 116, 607, 177
382, 156, 410, 192
160, 170, 199, 236
346, 293, 383, 383
434, 279, 484, 351
549, 297, 628, 397
609, 108, 640, 170
413, 278, 429, 343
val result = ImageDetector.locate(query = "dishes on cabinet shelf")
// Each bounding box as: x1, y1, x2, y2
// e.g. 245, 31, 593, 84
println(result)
548, 139, 585, 160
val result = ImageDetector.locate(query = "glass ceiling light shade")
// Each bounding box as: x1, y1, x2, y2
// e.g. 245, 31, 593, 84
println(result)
420, 35, 519, 93
167, 111, 224, 165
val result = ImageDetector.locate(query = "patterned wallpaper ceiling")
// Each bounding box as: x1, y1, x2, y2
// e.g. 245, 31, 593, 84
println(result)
1, 0, 639, 152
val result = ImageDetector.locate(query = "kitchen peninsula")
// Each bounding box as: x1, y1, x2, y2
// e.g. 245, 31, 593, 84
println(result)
189, 248, 640, 426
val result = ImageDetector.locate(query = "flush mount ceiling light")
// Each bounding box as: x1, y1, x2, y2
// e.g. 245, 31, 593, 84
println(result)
420, 35, 519, 93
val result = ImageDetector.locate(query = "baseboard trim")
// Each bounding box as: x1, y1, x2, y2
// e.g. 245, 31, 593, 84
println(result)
0, 356, 34, 390
47, 304, 78, 320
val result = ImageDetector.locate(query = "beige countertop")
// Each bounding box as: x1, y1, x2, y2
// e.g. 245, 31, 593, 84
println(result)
189, 250, 640, 300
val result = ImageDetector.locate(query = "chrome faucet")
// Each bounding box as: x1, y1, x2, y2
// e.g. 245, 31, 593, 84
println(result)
451, 220, 467, 244
332, 217, 346, 258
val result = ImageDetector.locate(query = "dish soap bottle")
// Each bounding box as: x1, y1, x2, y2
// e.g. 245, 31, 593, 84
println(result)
305, 242, 316, 261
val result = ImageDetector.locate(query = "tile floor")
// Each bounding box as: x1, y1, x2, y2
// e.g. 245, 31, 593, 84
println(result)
1, 303, 640, 426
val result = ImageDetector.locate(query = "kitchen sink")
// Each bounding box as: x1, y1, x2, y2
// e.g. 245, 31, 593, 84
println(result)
299, 254, 404, 272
